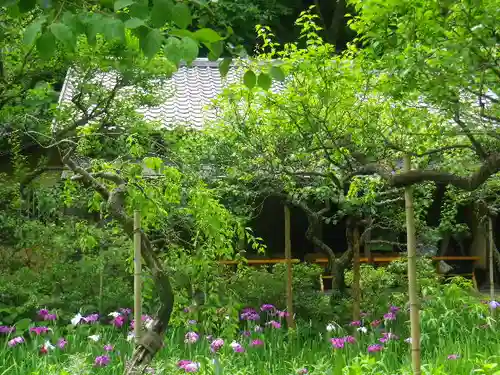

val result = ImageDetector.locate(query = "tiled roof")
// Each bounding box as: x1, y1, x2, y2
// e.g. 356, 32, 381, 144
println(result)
58, 58, 283, 129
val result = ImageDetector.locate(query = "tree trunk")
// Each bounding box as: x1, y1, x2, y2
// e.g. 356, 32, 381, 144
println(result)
330, 260, 347, 297
352, 224, 361, 322
439, 234, 450, 256
404, 155, 421, 375
470, 203, 489, 270
327, 0, 347, 48
62, 157, 174, 375
488, 217, 495, 311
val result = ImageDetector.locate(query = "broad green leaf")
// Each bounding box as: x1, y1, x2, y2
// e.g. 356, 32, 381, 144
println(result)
164, 37, 183, 65
142, 29, 164, 59
49, 23, 74, 49
208, 51, 219, 61
129, 0, 150, 19
114, 0, 135, 11
124, 17, 145, 29
150, 0, 174, 28
103, 18, 125, 42
18, 0, 36, 12
0, 0, 16, 7
180, 36, 198, 63
270, 66, 285, 82
14, 318, 32, 332
206, 40, 222, 60
36, 30, 56, 59
170, 28, 195, 39
23, 17, 45, 46
243, 70, 256, 89
85, 17, 102, 45
62, 11, 85, 35
193, 28, 222, 43
144, 157, 164, 172
257, 73, 272, 90
171, 2, 192, 29
219, 57, 232, 77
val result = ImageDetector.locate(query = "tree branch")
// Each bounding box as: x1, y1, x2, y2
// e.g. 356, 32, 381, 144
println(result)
351, 153, 500, 191
71, 171, 126, 185
454, 113, 488, 159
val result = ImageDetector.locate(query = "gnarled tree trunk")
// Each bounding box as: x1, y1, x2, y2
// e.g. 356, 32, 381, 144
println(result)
63, 156, 174, 374
287, 197, 353, 297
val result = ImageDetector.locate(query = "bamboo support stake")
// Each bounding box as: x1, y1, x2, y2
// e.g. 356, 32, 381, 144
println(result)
284, 205, 295, 328
352, 224, 361, 322
134, 210, 142, 341
489, 217, 495, 312
404, 155, 421, 375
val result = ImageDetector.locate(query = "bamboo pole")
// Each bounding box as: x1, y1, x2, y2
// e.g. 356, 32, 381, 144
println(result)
284, 205, 295, 328
134, 210, 142, 341
352, 224, 361, 322
364, 217, 372, 260
404, 155, 421, 375
489, 217, 495, 312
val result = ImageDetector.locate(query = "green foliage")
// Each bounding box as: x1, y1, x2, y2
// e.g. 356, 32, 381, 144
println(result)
0, 218, 132, 322
2, 0, 220, 64
345, 257, 440, 315
228, 263, 332, 325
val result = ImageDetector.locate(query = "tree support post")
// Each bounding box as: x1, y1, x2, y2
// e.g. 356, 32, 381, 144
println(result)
134, 210, 143, 341
404, 155, 421, 375
284, 204, 296, 328
352, 224, 361, 322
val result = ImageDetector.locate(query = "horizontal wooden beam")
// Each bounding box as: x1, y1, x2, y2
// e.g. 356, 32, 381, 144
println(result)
218, 256, 481, 266
312, 256, 481, 264
219, 258, 301, 265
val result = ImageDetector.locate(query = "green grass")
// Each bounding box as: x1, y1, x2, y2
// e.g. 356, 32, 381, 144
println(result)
1, 293, 499, 375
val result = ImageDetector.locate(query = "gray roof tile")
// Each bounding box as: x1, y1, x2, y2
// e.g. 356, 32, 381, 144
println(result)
58, 58, 284, 129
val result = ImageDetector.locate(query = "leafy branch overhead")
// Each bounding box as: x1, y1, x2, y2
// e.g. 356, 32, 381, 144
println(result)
12, 0, 223, 64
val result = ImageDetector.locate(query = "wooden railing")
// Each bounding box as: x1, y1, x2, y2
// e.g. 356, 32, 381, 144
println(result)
219, 259, 300, 265
218, 256, 481, 290
311, 256, 481, 264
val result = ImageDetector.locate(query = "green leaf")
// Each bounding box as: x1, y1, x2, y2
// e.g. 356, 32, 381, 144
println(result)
143, 156, 164, 172
49, 23, 75, 49
103, 18, 125, 42
23, 17, 45, 46
14, 318, 32, 332
164, 36, 183, 65
170, 28, 194, 39
219, 57, 232, 77
270, 66, 285, 82
36, 30, 56, 59
171, 2, 192, 29
124, 17, 145, 29
150, 0, 174, 28
181, 36, 198, 63
0, 0, 17, 7
257, 73, 272, 90
114, 0, 135, 11
85, 13, 103, 45
243, 70, 256, 89
193, 28, 222, 43
18, 0, 36, 12
142, 29, 164, 59
129, 0, 150, 19
206, 40, 222, 60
